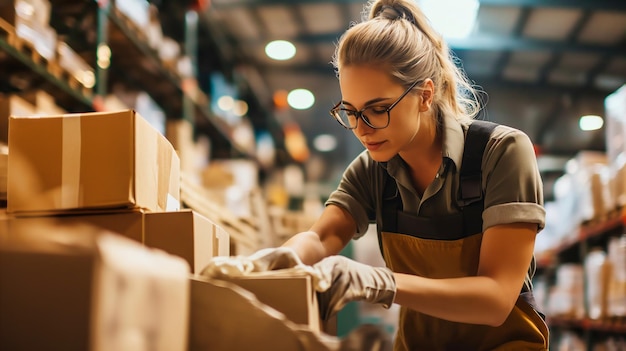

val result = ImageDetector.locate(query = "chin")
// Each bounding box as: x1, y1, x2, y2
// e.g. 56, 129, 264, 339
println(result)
366, 150, 395, 163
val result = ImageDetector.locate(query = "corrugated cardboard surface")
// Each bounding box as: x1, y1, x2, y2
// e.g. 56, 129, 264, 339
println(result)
0, 229, 95, 351
0, 219, 190, 351
145, 209, 230, 273
7, 110, 180, 214
216, 273, 320, 333
0, 94, 36, 143
189, 277, 337, 351
0, 209, 229, 273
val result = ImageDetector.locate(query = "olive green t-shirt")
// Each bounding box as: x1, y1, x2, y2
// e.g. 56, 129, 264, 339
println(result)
326, 114, 545, 289
327, 114, 545, 237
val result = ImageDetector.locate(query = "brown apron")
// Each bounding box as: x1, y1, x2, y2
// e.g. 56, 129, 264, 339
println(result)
380, 230, 549, 350
375, 121, 549, 350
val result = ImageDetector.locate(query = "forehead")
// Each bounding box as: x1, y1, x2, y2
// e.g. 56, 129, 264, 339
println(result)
338, 65, 400, 105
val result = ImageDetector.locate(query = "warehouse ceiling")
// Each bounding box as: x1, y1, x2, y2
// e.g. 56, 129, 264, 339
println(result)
188, 0, 626, 189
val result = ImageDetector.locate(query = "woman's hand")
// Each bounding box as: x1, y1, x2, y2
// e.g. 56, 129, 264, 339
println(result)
200, 247, 304, 278
313, 255, 396, 320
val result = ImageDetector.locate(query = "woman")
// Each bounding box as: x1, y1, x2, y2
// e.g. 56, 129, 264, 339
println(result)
201, 0, 549, 348
280, 0, 549, 349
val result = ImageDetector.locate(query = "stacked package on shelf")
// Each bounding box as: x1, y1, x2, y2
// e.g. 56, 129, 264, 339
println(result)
607, 235, 626, 319
112, 0, 190, 79
20, 90, 66, 116
0, 0, 57, 62
166, 118, 198, 177
55, 41, 95, 94
546, 263, 585, 319
0, 93, 35, 144
605, 85, 626, 208
546, 152, 613, 247
0, 90, 68, 144
111, 87, 166, 135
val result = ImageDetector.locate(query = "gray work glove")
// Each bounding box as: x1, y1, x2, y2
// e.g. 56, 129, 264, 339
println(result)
200, 246, 303, 278
313, 255, 396, 320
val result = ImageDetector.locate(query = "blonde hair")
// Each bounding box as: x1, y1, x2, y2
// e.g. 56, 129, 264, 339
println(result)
332, 0, 482, 123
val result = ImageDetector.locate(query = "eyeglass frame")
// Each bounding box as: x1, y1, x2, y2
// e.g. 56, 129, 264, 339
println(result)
329, 79, 422, 130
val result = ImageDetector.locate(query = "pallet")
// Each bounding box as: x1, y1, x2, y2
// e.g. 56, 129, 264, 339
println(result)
48, 62, 93, 98
0, 17, 54, 70
111, 7, 150, 48
0, 18, 93, 97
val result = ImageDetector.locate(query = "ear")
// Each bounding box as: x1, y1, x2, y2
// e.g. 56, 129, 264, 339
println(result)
418, 79, 434, 112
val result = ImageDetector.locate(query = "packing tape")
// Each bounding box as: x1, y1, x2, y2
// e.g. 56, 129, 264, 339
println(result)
156, 133, 180, 211
167, 143, 180, 211
61, 115, 81, 208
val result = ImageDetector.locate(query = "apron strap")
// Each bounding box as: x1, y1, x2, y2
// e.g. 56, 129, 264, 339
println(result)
378, 120, 499, 238
459, 120, 499, 237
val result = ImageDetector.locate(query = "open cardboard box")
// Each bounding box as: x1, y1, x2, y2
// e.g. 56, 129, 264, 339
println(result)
189, 276, 339, 351
214, 272, 322, 333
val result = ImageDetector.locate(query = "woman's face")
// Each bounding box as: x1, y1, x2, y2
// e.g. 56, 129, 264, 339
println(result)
338, 65, 425, 162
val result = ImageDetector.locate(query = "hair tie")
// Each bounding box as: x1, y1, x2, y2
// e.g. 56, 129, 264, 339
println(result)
378, 5, 416, 26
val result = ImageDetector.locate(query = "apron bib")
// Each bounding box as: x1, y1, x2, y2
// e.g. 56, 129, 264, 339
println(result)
381, 230, 549, 351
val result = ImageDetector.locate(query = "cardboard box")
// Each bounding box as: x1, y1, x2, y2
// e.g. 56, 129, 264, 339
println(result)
0, 0, 52, 26
145, 209, 230, 273
215, 273, 321, 332
0, 219, 190, 351
7, 110, 180, 215
0, 94, 36, 143
189, 277, 334, 351
1, 209, 230, 273
20, 90, 67, 116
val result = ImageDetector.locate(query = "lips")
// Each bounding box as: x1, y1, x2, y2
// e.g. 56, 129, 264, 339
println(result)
363, 140, 385, 151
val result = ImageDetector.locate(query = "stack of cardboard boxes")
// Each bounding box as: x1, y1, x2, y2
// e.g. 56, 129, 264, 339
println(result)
5, 108, 231, 272
0, 109, 230, 350
0, 109, 333, 350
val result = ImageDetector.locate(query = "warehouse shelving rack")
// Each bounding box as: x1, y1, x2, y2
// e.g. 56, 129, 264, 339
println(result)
535, 208, 626, 349
0, 0, 275, 163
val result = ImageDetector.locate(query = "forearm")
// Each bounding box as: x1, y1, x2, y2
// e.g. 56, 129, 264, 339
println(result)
281, 231, 333, 265
282, 205, 356, 265
394, 273, 516, 327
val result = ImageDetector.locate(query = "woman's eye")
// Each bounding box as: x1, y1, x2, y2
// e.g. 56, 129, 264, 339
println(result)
368, 106, 388, 114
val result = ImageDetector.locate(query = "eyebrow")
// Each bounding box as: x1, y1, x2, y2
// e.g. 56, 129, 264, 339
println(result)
340, 97, 392, 109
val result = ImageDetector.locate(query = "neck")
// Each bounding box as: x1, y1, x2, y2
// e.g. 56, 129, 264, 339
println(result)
399, 115, 443, 195
399, 113, 442, 172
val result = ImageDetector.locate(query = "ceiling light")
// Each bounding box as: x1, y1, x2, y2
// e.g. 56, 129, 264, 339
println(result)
420, 0, 479, 39
233, 100, 249, 117
287, 89, 315, 110
217, 95, 234, 111
313, 134, 337, 152
579, 115, 604, 131
265, 40, 296, 61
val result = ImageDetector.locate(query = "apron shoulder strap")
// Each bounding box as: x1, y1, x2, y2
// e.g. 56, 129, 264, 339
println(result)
459, 120, 499, 203
459, 120, 499, 236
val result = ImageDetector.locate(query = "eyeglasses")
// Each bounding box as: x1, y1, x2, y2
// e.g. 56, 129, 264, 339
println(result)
330, 80, 422, 130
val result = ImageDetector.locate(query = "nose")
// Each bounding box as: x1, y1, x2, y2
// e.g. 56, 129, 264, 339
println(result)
353, 114, 374, 135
